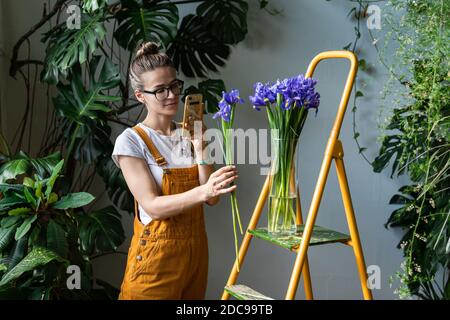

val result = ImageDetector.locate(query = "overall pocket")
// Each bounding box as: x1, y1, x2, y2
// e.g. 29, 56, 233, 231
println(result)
129, 238, 160, 282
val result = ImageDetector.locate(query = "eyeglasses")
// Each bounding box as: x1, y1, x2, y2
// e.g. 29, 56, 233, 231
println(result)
142, 79, 184, 101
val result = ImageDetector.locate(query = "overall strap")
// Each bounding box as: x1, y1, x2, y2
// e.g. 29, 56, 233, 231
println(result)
133, 125, 168, 167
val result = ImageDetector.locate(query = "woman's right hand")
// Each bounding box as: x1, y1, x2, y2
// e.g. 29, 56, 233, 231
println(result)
201, 165, 238, 201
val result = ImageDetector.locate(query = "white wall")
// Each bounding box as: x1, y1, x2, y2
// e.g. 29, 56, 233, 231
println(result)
1, 0, 407, 300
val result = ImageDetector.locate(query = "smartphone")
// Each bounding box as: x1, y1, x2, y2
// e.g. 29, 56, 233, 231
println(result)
182, 94, 204, 138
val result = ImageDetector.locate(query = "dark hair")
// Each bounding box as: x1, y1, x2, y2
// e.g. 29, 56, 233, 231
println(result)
129, 41, 175, 91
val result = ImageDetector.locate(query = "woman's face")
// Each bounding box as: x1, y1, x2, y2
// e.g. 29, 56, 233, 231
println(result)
135, 66, 180, 116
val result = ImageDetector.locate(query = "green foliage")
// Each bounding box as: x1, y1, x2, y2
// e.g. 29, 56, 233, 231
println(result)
113, 0, 179, 50
166, 14, 231, 78
371, 0, 449, 299
183, 79, 226, 114
196, 0, 248, 44
0, 152, 124, 299
42, 12, 107, 84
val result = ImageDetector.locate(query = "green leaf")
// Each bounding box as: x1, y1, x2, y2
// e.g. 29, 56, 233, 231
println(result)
35, 181, 43, 199
53, 56, 119, 164
95, 156, 134, 214
44, 159, 64, 198
47, 192, 58, 205
196, 0, 248, 45
41, 13, 106, 84
23, 187, 37, 210
183, 79, 226, 114
167, 14, 231, 77
53, 192, 95, 210
355, 91, 364, 97
389, 194, 412, 205
0, 227, 16, 252
22, 177, 34, 188
0, 247, 64, 287
8, 207, 31, 216
353, 132, 360, 139
14, 215, 37, 241
28, 152, 62, 180
6, 234, 28, 271
82, 0, 107, 13
0, 159, 30, 183
46, 220, 68, 258
0, 192, 27, 212
79, 206, 125, 255
1, 216, 21, 228
0, 183, 24, 193
113, 0, 179, 51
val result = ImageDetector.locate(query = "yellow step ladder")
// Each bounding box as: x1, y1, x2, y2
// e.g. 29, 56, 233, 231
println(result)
222, 51, 373, 300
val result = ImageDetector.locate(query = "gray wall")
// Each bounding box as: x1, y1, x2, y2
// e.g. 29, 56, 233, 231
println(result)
1, 0, 408, 299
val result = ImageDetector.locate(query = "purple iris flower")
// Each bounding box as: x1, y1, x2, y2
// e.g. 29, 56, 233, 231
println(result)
213, 89, 244, 122
250, 74, 320, 112
224, 89, 244, 105
269, 74, 320, 111
249, 82, 277, 111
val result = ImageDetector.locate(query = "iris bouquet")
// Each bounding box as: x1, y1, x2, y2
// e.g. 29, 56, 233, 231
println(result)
212, 89, 244, 270
250, 75, 320, 234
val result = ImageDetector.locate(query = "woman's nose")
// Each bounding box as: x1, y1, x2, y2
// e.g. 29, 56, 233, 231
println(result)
167, 88, 177, 99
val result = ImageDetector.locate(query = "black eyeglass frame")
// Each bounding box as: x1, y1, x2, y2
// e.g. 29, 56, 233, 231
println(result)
142, 79, 184, 101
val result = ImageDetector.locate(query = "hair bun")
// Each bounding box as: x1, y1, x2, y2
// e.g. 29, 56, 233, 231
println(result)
136, 42, 160, 56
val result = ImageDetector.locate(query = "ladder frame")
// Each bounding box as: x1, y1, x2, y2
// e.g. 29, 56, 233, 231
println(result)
221, 50, 373, 300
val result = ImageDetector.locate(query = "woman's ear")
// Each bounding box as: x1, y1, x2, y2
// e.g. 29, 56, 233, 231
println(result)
135, 89, 146, 104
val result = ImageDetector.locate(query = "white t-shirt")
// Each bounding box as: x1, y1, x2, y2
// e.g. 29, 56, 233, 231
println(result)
111, 121, 195, 225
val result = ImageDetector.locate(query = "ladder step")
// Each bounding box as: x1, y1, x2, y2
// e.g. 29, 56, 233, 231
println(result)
248, 225, 350, 251
224, 284, 274, 300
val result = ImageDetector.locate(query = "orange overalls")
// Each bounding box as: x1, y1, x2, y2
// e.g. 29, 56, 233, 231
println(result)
118, 125, 209, 300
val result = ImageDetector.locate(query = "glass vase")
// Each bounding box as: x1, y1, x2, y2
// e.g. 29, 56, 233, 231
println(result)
267, 135, 299, 235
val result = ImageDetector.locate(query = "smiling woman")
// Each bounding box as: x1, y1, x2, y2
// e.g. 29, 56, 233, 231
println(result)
111, 41, 239, 300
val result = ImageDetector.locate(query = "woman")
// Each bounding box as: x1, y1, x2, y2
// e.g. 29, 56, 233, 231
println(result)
111, 42, 238, 300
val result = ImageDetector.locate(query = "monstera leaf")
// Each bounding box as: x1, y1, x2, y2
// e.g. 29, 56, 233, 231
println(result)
113, 0, 179, 51
61, 119, 113, 164
167, 14, 231, 78
183, 79, 226, 114
53, 55, 120, 163
196, 0, 248, 44
78, 206, 125, 256
96, 155, 134, 214
41, 12, 106, 84
54, 56, 120, 122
